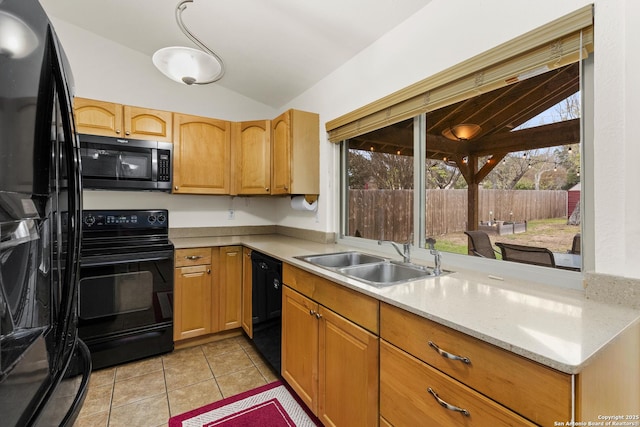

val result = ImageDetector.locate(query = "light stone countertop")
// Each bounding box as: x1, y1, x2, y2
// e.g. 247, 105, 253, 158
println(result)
171, 234, 640, 375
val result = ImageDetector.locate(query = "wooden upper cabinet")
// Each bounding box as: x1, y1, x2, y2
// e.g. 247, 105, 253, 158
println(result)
232, 120, 271, 195
74, 97, 172, 141
271, 109, 319, 195
125, 105, 172, 141
173, 113, 231, 194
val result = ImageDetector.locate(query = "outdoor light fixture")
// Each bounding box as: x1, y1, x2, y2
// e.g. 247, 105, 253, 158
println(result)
152, 0, 225, 85
442, 123, 482, 141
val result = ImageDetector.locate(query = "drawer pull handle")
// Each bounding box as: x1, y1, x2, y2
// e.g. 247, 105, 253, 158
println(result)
185, 255, 203, 260
428, 341, 471, 364
427, 387, 470, 417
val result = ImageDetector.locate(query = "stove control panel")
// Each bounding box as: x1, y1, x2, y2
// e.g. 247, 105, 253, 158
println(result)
82, 209, 168, 230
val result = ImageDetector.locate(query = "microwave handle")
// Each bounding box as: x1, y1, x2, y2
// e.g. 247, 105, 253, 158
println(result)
151, 148, 158, 182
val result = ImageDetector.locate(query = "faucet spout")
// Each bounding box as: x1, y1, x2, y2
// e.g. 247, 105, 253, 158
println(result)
425, 237, 442, 276
378, 239, 411, 263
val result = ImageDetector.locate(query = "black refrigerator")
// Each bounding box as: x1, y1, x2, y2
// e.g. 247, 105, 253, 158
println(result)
0, 0, 91, 426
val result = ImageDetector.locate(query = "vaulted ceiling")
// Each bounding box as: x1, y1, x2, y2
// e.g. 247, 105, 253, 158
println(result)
40, 0, 432, 108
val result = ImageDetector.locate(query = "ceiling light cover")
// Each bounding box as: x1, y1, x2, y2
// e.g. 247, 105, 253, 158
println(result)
442, 123, 482, 141
152, 0, 225, 85
153, 46, 222, 85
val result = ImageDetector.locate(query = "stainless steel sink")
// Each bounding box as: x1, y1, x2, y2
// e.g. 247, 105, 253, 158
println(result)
337, 262, 435, 287
296, 251, 386, 268
296, 251, 443, 287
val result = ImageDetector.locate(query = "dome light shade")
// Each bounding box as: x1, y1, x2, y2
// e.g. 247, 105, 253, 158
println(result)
442, 123, 482, 141
152, 46, 223, 85
152, 0, 225, 85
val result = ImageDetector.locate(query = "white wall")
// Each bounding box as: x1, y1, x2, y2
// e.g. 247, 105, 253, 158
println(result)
49, 18, 277, 121
52, 1, 640, 279
283, 0, 639, 280
49, 18, 290, 229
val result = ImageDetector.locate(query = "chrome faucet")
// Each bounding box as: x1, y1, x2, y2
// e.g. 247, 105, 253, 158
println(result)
378, 239, 411, 263
425, 237, 442, 276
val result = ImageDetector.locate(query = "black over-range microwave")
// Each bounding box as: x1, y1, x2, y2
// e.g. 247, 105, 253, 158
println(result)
79, 134, 172, 191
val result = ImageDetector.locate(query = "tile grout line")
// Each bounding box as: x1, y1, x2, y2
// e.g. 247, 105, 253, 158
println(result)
201, 343, 225, 400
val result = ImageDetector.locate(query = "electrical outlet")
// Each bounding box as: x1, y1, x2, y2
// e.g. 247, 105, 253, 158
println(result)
227, 209, 235, 220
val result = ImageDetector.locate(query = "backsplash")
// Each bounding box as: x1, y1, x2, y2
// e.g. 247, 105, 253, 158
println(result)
585, 272, 640, 310
169, 225, 335, 245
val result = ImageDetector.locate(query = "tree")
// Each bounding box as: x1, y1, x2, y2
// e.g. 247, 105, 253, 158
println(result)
426, 160, 463, 189
347, 149, 413, 190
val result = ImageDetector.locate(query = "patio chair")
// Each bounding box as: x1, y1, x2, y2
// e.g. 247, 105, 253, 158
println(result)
569, 233, 581, 254
495, 242, 556, 268
464, 230, 499, 259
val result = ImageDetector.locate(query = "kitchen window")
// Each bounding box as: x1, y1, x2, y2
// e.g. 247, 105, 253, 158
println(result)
332, 6, 593, 290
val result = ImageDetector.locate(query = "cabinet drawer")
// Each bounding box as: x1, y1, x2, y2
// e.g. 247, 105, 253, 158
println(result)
380, 340, 537, 427
175, 248, 212, 267
283, 263, 379, 334
380, 302, 571, 426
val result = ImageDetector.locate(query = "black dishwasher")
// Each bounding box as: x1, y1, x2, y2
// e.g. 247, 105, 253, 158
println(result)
251, 251, 283, 373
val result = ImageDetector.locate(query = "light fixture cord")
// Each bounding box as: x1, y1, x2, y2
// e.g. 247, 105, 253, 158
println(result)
175, 0, 225, 83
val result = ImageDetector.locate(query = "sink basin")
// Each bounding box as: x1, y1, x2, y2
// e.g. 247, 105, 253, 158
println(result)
296, 251, 444, 287
338, 262, 435, 287
296, 251, 386, 268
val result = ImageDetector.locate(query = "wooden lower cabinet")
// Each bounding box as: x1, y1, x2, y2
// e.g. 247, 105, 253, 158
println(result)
174, 248, 213, 341
218, 246, 242, 331
241, 247, 253, 338
380, 340, 536, 426
174, 246, 242, 342
380, 302, 570, 426
281, 285, 379, 427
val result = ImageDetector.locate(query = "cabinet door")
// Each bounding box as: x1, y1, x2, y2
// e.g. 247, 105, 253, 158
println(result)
241, 247, 253, 338
124, 105, 172, 142
270, 110, 291, 195
271, 109, 319, 195
173, 113, 231, 194
234, 120, 271, 195
318, 306, 379, 427
74, 98, 123, 137
174, 264, 212, 341
219, 246, 242, 331
282, 286, 318, 413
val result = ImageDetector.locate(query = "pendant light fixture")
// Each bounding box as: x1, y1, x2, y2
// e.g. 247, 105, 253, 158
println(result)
152, 0, 225, 85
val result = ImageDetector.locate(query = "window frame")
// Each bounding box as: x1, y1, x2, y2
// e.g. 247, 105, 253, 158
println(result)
336, 24, 594, 291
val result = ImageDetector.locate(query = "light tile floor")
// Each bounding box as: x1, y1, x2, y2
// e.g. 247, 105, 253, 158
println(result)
73, 334, 279, 427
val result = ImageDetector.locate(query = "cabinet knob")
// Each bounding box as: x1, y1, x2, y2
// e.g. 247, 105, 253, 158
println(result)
207, 269, 211, 274
284, 185, 289, 191
116, 129, 121, 134
185, 255, 202, 260
125, 131, 130, 136
174, 186, 179, 190
265, 187, 270, 192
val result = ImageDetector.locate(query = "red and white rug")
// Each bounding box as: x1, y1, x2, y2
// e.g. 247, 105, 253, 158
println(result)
168, 381, 321, 427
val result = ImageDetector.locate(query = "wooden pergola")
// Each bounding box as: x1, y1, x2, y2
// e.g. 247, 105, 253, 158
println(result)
349, 62, 581, 233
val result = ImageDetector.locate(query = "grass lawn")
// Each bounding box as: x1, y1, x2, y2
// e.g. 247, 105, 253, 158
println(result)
435, 218, 580, 255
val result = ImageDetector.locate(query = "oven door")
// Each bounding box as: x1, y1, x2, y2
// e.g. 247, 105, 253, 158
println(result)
78, 248, 174, 368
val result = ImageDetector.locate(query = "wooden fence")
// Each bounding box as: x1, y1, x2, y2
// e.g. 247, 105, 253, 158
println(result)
348, 189, 567, 241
